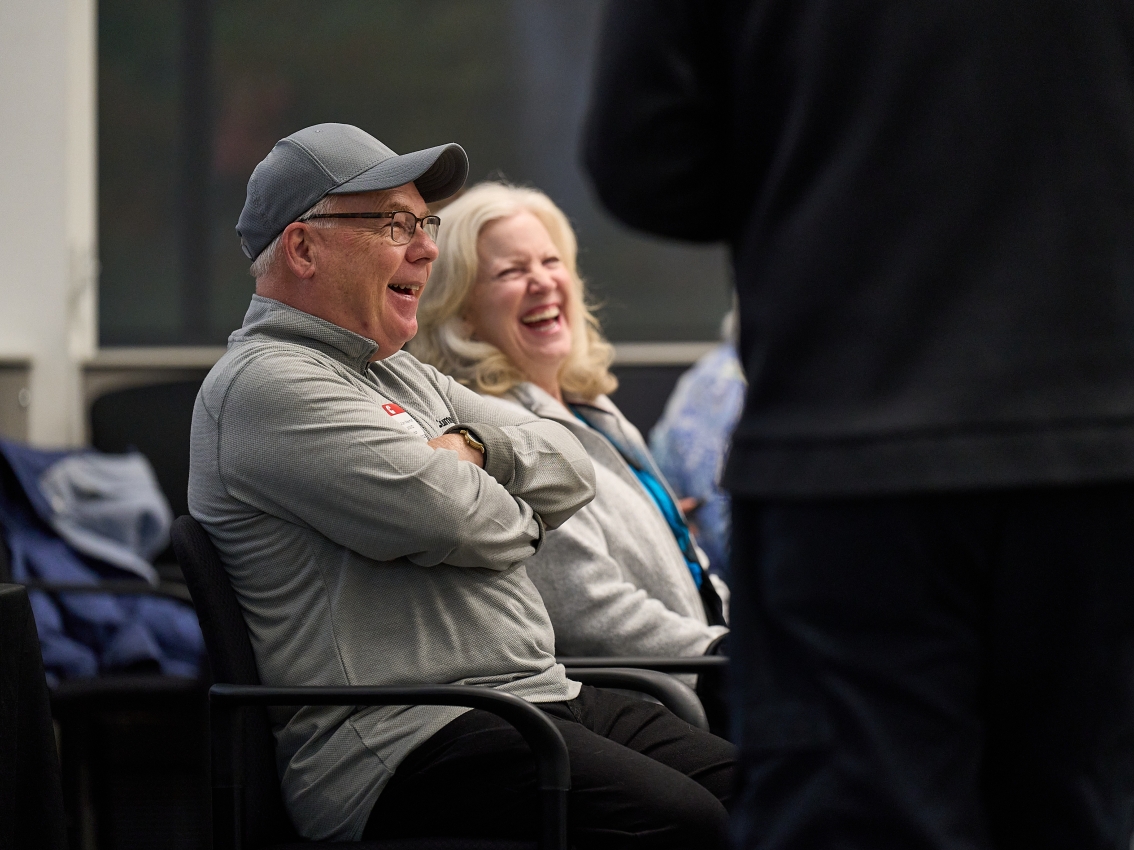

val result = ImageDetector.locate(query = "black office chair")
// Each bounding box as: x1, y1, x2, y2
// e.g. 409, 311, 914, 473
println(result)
0, 514, 209, 849
0, 583, 68, 850
558, 655, 727, 675
90, 380, 204, 525
559, 655, 729, 739
171, 515, 707, 850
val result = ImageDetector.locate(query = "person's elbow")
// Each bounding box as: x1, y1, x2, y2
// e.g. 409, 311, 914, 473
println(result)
518, 423, 596, 530
504, 419, 596, 527
539, 451, 597, 530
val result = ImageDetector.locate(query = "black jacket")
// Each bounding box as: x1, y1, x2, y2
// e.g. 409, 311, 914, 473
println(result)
584, 0, 1134, 497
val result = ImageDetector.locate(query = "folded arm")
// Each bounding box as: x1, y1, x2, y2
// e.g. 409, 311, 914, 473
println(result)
429, 368, 597, 530
214, 356, 593, 570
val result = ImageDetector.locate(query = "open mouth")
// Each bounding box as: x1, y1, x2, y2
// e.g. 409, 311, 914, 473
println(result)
388, 282, 421, 297
520, 304, 561, 333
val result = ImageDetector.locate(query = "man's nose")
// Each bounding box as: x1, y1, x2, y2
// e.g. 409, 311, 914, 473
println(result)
407, 225, 439, 261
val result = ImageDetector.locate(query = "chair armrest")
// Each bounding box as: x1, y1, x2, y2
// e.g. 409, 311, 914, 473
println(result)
564, 667, 709, 731
18, 579, 194, 604
209, 683, 569, 850
558, 655, 727, 673
209, 683, 569, 791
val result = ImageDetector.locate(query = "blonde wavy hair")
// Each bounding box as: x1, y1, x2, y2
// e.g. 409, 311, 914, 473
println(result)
411, 181, 617, 400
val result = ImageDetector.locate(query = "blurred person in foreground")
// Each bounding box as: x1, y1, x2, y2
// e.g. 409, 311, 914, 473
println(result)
583, 2, 1134, 849
650, 307, 746, 584
189, 125, 735, 847
411, 182, 730, 670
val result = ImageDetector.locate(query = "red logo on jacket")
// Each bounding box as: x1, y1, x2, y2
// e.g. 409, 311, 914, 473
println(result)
382, 403, 406, 416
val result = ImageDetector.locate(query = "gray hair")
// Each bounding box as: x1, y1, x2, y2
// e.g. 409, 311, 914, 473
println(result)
248, 195, 337, 279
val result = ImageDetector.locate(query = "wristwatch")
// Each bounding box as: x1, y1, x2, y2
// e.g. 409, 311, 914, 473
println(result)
458, 429, 485, 454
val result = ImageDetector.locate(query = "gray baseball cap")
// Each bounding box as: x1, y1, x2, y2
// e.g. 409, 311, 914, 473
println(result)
236, 123, 469, 260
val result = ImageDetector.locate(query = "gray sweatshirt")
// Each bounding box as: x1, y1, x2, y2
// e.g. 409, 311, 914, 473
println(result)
504, 384, 728, 658
188, 296, 595, 841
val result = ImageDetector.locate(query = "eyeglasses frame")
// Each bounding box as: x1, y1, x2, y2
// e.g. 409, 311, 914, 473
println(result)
297, 211, 441, 244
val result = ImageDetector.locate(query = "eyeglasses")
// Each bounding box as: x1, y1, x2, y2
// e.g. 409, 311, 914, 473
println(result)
298, 211, 441, 244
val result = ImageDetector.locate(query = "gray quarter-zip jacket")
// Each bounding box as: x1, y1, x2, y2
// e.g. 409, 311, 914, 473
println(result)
504, 383, 728, 657
188, 296, 595, 841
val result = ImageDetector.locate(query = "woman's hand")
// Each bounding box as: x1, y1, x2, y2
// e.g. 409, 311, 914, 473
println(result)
678, 496, 702, 536
427, 432, 486, 468
677, 496, 702, 515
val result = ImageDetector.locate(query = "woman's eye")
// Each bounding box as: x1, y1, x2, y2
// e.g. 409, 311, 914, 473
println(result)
497, 267, 524, 279
543, 257, 562, 267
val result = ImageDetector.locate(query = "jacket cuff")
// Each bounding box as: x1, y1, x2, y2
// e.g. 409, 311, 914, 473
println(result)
447, 423, 515, 485
531, 511, 547, 553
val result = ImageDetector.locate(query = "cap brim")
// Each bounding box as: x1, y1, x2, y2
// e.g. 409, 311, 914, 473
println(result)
328, 143, 468, 203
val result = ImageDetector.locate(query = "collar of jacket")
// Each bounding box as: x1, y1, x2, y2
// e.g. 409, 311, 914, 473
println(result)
506, 383, 652, 470
507, 381, 619, 422
230, 295, 380, 374
506, 381, 711, 572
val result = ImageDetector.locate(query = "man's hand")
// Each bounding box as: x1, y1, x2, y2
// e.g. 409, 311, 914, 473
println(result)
427, 432, 485, 468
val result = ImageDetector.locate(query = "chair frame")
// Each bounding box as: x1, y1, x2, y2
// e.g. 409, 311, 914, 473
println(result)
210, 684, 570, 850
208, 668, 709, 850
564, 667, 709, 728
14, 577, 194, 603
209, 673, 708, 850
558, 655, 727, 674
172, 515, 711, 850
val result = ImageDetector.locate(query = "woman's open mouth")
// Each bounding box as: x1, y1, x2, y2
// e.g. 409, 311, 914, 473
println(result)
520, 304, 562, 333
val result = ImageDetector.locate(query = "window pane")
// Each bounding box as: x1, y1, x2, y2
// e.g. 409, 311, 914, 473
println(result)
99, 0, 732, 346
98, 0, 182, 344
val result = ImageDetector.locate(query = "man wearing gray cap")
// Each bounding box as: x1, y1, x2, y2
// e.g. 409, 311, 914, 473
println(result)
188, 124, 735, 847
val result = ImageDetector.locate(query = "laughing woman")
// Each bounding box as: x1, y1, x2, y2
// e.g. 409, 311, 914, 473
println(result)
411, 182, 729, 663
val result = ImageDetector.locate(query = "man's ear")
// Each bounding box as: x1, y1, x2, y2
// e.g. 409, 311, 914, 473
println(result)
280, 222, 319, 280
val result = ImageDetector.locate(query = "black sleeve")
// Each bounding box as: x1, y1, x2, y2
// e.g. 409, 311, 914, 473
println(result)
582, 0, 731, 241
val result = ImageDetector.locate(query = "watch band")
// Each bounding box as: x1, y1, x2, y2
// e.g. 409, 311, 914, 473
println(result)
459, 429, 485, 454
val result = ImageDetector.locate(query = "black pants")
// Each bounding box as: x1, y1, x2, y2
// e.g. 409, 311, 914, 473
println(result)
729, 485, 1134, 850
364, 684, 736, 849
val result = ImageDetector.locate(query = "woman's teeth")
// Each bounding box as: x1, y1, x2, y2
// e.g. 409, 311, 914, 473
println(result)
389, 283, 421, 296
521, 305, 560, 325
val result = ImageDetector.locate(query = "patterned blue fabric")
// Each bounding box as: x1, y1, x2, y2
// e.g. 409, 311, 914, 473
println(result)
0, 439, 203, 685
649, 343, 746, 582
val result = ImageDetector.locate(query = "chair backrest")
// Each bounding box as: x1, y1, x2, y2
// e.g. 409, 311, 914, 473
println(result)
0, 584, 68, 850
0, 533, 11, 583
90, 380, 203, 521
170, 514, 298, 845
